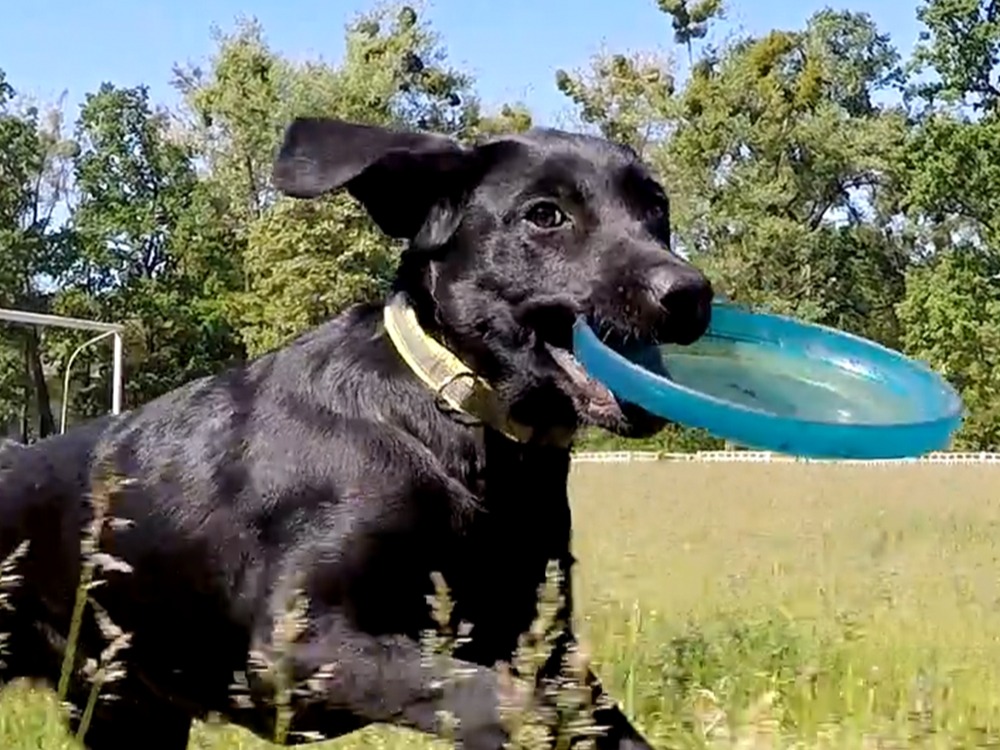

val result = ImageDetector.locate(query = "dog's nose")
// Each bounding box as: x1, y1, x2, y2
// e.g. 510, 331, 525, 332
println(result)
647, 264, 713, 345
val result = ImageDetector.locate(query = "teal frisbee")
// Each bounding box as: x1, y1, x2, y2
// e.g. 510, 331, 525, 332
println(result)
572, 301, 965, 459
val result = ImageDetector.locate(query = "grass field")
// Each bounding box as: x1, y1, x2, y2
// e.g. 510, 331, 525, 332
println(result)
4, 461, 1000, 748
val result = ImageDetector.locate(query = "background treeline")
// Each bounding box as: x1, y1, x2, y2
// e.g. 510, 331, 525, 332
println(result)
1, 0, 997, 452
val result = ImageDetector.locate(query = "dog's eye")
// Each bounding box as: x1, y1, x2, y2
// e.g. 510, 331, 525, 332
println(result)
524, 202, 568, 230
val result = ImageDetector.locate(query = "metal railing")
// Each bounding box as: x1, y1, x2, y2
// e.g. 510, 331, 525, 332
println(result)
0, 308, 124, 433
572, 450, 1000, 465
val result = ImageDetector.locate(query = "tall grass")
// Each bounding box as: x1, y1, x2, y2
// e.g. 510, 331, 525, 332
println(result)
3, 460, 1000, 748
0, 465, 607, 750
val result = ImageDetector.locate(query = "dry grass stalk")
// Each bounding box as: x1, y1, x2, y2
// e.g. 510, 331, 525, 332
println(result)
244, 574, 330, 745
56, 460, 135, 741
75, 598, 132, 740
0, 539, 30, 670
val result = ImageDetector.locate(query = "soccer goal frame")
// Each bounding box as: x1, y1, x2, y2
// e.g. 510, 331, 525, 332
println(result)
0, 308, 124, 434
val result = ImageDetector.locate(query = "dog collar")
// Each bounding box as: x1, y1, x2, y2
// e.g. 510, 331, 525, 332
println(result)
383, 293, 571, 447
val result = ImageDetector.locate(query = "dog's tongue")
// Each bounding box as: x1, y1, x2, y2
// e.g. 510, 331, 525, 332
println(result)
543, 343, 621, 421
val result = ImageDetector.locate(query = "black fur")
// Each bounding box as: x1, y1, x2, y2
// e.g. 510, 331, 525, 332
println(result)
0, 117, 713, 750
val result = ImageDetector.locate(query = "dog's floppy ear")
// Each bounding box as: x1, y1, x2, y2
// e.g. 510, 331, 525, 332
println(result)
271, 117, 475, 244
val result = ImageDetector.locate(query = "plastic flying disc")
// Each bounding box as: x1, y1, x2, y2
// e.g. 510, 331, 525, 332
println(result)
571, 301, 965, 459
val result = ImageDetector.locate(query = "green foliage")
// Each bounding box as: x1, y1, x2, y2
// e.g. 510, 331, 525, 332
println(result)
67, 83, 245, 409
910, 0, 1000, 113
903, 113, 1000, 243
238, 195, 399, 355
0, 73, 76, 439
896, 0, 1000, 449
557, 10, 910, 344
575, 424, 725, 453
666, 12, 909, 340
897, 248, 1000, 448
556, 0, 1000, 451
657, 0, 725, 59
170, 7, 517, 357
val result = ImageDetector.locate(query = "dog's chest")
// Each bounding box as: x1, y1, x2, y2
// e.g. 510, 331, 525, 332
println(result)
456, 504, 573, 661
330, 420, 576, 662
446, 454, 575, 661
344, 456, 573, 664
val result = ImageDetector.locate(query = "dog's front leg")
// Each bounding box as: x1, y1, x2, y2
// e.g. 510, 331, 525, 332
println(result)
250, 623, 511, 749
536, 557, 656, 750
532, 627, 655, 750
584, 668, 656, 750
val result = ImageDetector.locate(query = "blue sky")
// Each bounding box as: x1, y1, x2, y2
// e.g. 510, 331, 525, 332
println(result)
2, 0, 925, 127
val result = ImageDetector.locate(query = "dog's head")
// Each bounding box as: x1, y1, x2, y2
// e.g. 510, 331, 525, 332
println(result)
272, 118, 713, 439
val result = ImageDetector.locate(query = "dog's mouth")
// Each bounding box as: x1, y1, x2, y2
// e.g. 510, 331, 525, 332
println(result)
518, 299, 660, 434
541, 341, 625, 426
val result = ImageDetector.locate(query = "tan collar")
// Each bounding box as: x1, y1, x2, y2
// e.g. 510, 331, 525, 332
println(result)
382, 293, 572, 448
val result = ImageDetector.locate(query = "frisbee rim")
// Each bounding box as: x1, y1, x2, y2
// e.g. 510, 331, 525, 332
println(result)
572, 301, 965, 454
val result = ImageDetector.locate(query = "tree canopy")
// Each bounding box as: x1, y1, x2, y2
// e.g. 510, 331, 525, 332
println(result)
1, 0, 997, 452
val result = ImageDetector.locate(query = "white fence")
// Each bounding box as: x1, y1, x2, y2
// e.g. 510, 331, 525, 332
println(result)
571, 450, 1000, 466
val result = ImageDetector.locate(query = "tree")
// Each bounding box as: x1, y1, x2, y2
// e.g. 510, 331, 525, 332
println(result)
657, 0, 725, 62
557, 51, 678, 156
0, 70, 77, 440
461, 101, 533, 140
666, 13, 909, 342
896, 248, 1000, 448
909, 0, 1000, 115
559, 7, 912, 450
65, 82, 244, 410
895, 0, 1000, 448
560, 9, 910, 337
173, 6, 527, 356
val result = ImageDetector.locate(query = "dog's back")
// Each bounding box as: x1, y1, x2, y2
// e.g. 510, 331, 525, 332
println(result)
0, 300, 480, 714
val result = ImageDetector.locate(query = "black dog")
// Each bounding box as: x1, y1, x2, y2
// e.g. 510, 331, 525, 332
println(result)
0, 117, 712, 750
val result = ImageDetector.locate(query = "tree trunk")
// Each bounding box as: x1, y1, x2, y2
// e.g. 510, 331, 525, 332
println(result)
25, 327, 55, 438
20, 336, 30, 443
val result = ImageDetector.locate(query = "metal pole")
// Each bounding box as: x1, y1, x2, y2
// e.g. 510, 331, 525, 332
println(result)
0, 308, 123, 333
111, 332, 123, 415
0, 307, 125, 423
61, 330, 117, 434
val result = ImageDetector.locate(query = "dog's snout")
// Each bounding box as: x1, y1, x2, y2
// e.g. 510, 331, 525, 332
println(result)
648, 264, 713, 345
